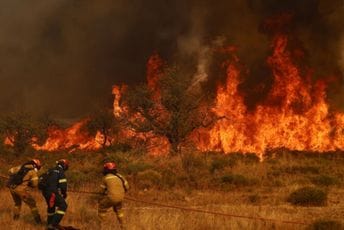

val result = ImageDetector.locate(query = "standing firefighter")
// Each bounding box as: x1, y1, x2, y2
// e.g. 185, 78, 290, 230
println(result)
40, 159, 69, 230
7, 159, 42, 224
98, 162, 129, 229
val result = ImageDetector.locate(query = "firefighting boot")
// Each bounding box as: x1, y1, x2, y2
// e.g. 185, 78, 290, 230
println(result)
117, 211, 125, 229
47, 224, 60, 230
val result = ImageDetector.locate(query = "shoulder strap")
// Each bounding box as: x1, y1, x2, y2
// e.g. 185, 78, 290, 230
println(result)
115, 173, 128, 192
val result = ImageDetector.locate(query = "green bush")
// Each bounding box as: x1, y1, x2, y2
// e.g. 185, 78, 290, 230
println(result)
226, 153, 259, 164
248, 194, 260, 203
285, 166, 320, 174
220, 174, 256, 186
161, 169, 177, 188
311, 175, 339, 187
136, 169, 162, 189
66, 170, 97, 188
308, 219, 343, 230
181, 152, 206, 172
126, 162, 152, 175
210, 159, 226, 174
287, 187, 327, 206
0, 177, 5, 188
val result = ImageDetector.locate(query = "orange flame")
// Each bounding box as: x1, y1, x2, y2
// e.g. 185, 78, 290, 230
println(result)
32, 120, 109, 152
195, 34, 343, 158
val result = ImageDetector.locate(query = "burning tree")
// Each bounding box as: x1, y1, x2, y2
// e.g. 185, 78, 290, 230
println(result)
123, 60, 215, 154
0, 112, 53, 153
83, 108, 119, 148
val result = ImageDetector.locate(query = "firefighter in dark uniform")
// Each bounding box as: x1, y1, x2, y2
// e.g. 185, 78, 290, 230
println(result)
41, 159, 69, 230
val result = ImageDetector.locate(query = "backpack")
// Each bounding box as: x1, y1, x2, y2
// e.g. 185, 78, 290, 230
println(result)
38, 170, 52, 190
7, 165, 32, 189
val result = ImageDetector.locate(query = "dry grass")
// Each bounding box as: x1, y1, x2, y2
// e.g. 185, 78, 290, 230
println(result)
0, 187, 343, 230
0, 149, 344, 229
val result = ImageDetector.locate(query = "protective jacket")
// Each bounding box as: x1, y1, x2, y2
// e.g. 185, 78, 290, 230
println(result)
44, 165, 67, 196
8, 164, 39, 191
100, 173, 129, 202
8, 164, 41, 223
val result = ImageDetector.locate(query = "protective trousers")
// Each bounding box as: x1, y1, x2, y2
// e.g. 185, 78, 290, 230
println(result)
98, 196, 124, 229
42, 191, 67, 227
10, 188, 41, 223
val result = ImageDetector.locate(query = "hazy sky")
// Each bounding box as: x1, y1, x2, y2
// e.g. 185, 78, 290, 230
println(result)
0, 0, 342, 118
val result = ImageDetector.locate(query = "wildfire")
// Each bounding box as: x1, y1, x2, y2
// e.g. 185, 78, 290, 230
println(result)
3, 14, 344, 158
32, 120, 109, 152
196, 33, 343, 158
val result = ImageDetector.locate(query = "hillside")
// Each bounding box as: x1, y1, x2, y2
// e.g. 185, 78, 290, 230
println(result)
0, 149, 343, 229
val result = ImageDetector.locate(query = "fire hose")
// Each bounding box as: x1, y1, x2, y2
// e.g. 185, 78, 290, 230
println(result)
0, 174, 309, 226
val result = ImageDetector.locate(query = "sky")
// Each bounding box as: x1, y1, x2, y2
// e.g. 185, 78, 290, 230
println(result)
0, 0, 343, 118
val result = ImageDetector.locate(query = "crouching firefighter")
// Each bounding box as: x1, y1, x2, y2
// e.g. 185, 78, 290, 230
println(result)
39, 159, 69, 230
7, 159, 42, 224
98, 162, 129, 229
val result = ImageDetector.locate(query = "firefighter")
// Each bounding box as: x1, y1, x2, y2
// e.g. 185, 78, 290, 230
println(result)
41, 159, 69, 230
98, 162, 129, 229
7, 159, 42, 224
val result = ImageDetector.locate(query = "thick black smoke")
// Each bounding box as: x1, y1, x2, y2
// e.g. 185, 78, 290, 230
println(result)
0, 0, 342, 118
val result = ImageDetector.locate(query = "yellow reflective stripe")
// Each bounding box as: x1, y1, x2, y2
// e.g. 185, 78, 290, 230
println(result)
59, 179, 67, 183
31, 177, 39, 181
56, 210, 65, 215
105, 175, 117, 180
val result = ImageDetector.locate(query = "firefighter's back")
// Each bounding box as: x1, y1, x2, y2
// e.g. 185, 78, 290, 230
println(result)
44, 168, 60, 192
104, 173, 125, 202
8, 165, 38, 191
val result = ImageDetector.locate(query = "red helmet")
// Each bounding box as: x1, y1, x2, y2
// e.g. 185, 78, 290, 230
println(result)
31, 159, 42, 170
57, 159, 69, 171
104, 162, 116, 171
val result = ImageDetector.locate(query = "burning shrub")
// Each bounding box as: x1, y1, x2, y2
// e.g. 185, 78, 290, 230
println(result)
307, 219, 343, 230
287, 187, 327, 206
311, 175, 339, 187
83, 108, 120, 148
122, 57, 216, 154
0, 112, 52, 154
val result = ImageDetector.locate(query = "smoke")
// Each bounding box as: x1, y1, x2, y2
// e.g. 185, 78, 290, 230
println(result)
0, 0, 343, 118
